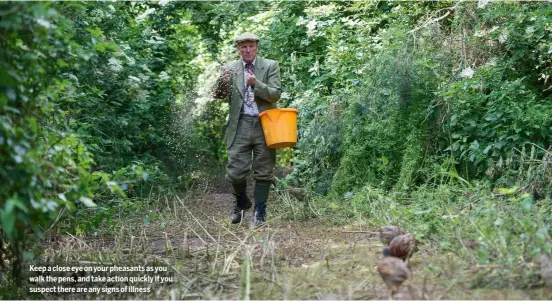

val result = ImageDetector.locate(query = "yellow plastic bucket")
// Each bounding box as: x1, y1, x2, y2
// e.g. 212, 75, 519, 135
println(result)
258, 108, 299, 149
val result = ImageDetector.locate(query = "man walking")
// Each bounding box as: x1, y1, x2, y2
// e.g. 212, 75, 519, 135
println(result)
212, 32, 282, 228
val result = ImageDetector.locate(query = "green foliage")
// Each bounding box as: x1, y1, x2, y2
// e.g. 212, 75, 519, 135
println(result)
182, 1, 273, 54
480, 2, 552, 95
290, 110, 343, 195
440, 2, 552, 179
64, 162, 155, 236
196, 100, 229, 165
272, 1, 551, 197
331, 27, 442, 194
256, 2, 451, 195
442, 67, 552, 177
0, 1, 186, 284
0, 2, 110, 282
57, 2, 180, 171
263, 1, 552, 288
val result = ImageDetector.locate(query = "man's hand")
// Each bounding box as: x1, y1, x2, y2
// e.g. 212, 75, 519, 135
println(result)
246, 69, 256, 86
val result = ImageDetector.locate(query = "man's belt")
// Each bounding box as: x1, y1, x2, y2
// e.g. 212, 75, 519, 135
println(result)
239, 112, 258, 118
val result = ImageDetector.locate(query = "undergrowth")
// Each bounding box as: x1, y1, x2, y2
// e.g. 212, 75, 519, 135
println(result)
308, 146, 552, 289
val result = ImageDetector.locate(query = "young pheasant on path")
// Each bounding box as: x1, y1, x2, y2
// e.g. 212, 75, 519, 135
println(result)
389, 233, 418, 261
379, 226, 404, 245
536, 254, 552, 289
378, 246, 410, 299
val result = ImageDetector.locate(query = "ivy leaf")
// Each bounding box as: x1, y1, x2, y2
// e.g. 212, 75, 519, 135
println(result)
27, 117, 38, 134
94, 42, 117, 53
520, 197, 533, 211
87, 27, 103, 38
23, 251, 35, 262
477, 247, 489, 264
1, 209, 15, 239
56, 59, 69, 68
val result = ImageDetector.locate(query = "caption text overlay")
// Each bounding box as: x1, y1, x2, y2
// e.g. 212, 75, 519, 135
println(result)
28, 264, 173, 294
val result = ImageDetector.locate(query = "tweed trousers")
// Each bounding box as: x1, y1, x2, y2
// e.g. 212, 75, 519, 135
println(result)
225, 115, 276, 185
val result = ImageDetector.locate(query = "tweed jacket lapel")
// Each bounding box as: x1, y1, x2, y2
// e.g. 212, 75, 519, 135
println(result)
255, 57, 267, 84
233, 60, 245, 99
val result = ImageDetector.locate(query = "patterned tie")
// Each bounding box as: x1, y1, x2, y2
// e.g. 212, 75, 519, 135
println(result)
245, 63, 254, 76
244, 63, 255, 106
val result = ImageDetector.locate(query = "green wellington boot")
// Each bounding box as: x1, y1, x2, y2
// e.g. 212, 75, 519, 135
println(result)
230, 181, 252, 224
250, 181, 270, 228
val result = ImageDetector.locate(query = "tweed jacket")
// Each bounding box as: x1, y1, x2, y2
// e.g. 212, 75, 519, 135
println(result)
220, 56, 282, 148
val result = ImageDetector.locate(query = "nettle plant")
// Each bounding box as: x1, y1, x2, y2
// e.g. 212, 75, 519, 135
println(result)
443, 67, 552, 176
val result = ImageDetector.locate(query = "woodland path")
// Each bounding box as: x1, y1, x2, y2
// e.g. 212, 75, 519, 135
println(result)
42, 174, 548, 300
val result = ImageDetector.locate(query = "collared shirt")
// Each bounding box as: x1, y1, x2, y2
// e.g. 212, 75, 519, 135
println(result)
242, 58, 259, 116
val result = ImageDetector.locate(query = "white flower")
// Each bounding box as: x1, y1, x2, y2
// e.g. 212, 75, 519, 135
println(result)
68, 74, 79, 82
159, 0, 170, 6
145, 36, 165, 45
141, 64, 152, 73
138, 73, 150, 82
128, 75, 141, 82
136, 89, 150, 100
347, 19, 360, 27
477, 0, 489, 8
308, 60, 320, 76
90, 9, 106, 22
159, 71, 170, 81
296, 16, 307, 26
485, 57, 498, 67
306, 19, 318, 37
120, 43, 131, 51
460, 67, 475, 78
499, 30, 508, 43
136, 8, 156, 22
125, 55, 136, 66
304, 4, 336, 16
36, 17, 52, 29
474, 30, 485, 38
525, 26, 535, 35
108, 57, 123, 72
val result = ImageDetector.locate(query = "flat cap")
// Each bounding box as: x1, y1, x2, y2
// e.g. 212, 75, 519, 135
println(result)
234, 32, 259, 44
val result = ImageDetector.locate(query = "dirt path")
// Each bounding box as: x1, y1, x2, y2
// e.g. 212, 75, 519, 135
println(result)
40, 176, 550, 300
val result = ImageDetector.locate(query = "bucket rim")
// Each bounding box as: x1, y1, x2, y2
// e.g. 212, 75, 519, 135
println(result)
258, 108, 298, 117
